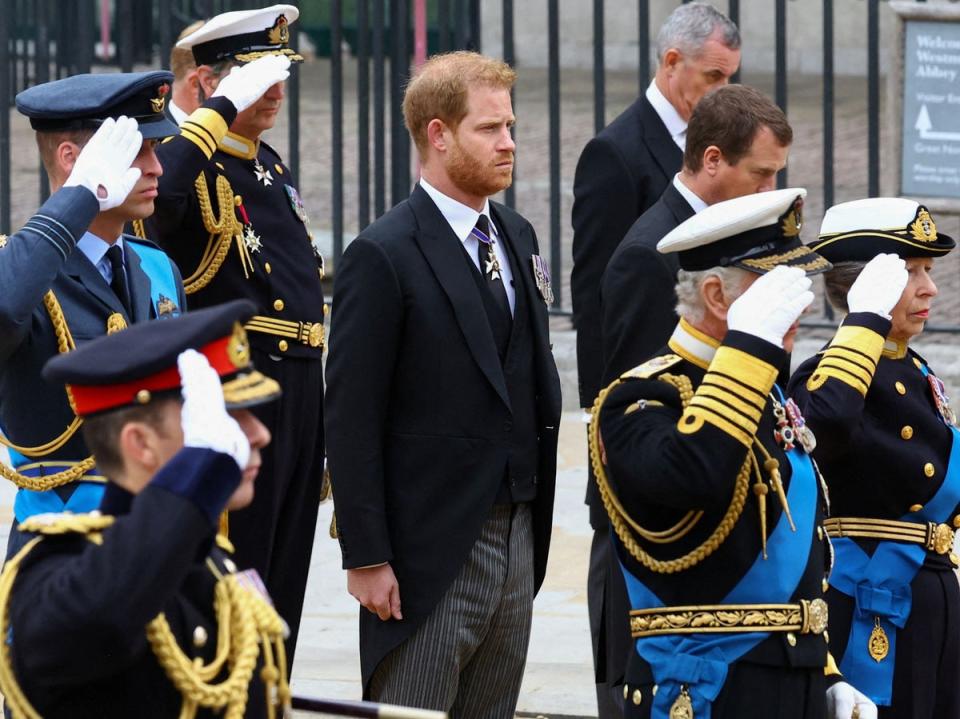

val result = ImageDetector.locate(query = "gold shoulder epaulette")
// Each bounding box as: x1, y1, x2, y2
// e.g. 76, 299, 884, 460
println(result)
620, 353, 683, 380
18, 512, 115, 536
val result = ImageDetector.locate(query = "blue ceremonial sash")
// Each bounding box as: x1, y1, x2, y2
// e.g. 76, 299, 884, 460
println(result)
619, 387, 819, 719
129, 241, 180, 318
10, 457, 106, 521
831, 391, 960, 704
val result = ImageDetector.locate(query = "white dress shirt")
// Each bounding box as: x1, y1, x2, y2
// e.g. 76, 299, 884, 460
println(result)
645, 80, 688, 151
672, 174, 709, 214
420, 178, 515, 315
168, 99, 189, 126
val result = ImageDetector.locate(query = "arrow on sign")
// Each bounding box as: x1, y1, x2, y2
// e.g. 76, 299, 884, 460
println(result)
916, 104, 960, 142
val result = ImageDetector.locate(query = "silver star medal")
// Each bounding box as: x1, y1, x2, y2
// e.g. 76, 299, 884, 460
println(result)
484, 244, 504, 282
242, 225, 263, 253
253, 159, 273, 186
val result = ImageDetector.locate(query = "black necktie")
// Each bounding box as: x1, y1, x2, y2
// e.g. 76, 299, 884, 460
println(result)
106, 245, 132, 317
473, 215, 512, 322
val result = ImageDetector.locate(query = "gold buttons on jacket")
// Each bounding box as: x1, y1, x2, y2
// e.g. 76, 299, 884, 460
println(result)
895, 382, 906, 395
822, 578, 829, 592
817, 526, 824, 540
786, 632, 797, 647
193, 626, 208, 647
901, 426, 914, 440
953, 515, 960, 528
273, 299, 285, 311
914, 358, 923, 370
623, 685, 629, 700
222, 558, 237, 573
278, 340, 289, 352
265, 262, 272, 274
632, 689, 642, 706
910, 504, 924, 513
924, 463, 936, 478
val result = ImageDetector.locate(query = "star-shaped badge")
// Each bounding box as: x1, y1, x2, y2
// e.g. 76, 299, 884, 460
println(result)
242, 225, 263, 253
253, 159, 273, 187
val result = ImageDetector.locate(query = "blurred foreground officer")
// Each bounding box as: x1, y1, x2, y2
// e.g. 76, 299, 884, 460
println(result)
1, 74, 185, 545
150, 4, 326, 664
0, 300, 290, 719
593, 190, 875, 718
789, 199, 958, 718
325, 52, 562, 715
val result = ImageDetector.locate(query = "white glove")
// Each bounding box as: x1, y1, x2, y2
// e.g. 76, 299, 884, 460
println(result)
63, 116, 142, 211
846, 253, 908, 319
726, 265, 814, 347
178, 349, 250, 470
213, 55, 291, 113
826, 681, 877, 719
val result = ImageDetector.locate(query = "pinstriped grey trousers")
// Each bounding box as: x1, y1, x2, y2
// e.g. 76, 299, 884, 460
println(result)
369, 503, 534, 718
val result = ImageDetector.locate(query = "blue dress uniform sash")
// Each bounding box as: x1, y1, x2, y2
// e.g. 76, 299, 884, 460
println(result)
831, 383, 960, 705
126, 239, 181, 318
619, 395, 819, 719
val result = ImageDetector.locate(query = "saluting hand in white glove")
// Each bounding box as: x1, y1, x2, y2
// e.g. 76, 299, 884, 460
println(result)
177, 349, 250, 470
63, 116, 142, 212
846, 253, 908, 320
727, 265, 814, 348
213, 54, 291, 113
826, 681, 877, 719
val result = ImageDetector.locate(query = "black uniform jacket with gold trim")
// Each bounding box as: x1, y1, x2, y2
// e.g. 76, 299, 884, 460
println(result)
598, 324, 829, 684
5, 452, 270, 718
150, 97, 325, 359
788, 311, 957, 568
0, 188, 186, 463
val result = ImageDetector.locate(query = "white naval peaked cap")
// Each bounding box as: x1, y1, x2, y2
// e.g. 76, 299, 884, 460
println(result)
657, 188, 830, 275
177, 4, 303, 65
812, 197, 955, 261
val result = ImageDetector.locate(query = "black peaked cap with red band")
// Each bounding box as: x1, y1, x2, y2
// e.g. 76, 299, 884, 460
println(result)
43, 300, 280, 417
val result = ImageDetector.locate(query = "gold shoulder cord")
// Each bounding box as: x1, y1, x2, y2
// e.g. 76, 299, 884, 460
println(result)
0, 536, 45, 719
588, 373, 752, 574
0, 291, 96, 490
130, 219, 147, 239
146, 561, 291, 719
183, 174, 247, 295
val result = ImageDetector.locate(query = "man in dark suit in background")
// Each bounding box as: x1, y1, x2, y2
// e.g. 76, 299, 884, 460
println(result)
601, 84, 793, 385
325, 51, 561, 716
569, 3, 740, 714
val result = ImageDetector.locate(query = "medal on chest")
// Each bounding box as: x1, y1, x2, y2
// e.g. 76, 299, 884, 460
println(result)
253, 158, 273, 186
284, 184, 309, 224
233, 199, 259, 279
531, 254, 554, 304
927, 373, 958, 426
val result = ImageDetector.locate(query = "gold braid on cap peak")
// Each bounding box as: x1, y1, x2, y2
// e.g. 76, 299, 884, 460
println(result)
588, 372, 752, 573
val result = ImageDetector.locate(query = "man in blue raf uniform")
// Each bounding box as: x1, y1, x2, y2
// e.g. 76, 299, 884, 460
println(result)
148, 5, 326, 666
1, 73, 185, 548
0, 299, 291, 719
592, 189, 875, 718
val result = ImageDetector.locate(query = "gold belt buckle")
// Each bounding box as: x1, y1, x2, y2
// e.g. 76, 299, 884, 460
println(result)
927, 522, 955, 555
800, 598, 828, 635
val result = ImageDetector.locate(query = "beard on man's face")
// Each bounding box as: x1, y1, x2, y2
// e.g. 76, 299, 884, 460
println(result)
445, 136, 513, 199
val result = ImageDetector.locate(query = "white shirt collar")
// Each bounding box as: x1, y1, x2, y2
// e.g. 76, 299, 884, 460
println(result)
667, 318, 721, 370
168, 99, 189, 126
646, 79, 688, 150
419, 177, 497, 244
672, 174, 709, 214
76, 232, 124, 282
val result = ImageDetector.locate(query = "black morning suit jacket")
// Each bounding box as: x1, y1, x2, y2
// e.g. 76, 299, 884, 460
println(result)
570, 95, 683, 410
324, 185, 562, 693
600, 182, 694, 389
